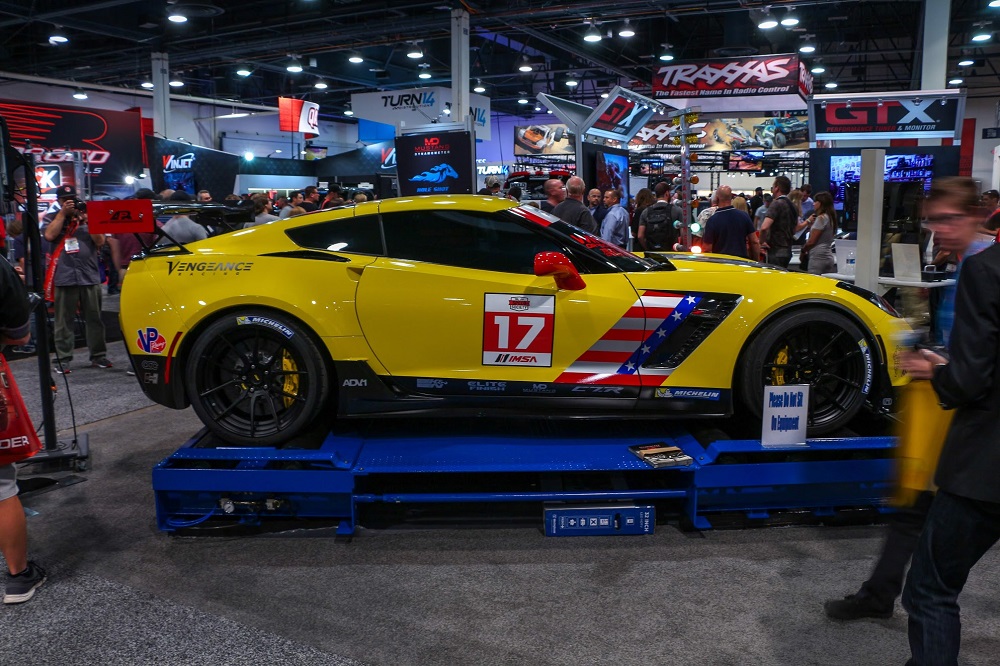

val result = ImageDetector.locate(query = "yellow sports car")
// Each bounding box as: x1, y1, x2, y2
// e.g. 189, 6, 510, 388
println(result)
120, 195, 909, 447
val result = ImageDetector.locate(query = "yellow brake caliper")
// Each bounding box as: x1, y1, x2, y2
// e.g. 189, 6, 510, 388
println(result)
771, 346, 789, 385
282, 351, 299, 408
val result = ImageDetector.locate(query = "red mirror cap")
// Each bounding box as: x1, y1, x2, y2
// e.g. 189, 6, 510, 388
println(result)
534, 251, 586, 290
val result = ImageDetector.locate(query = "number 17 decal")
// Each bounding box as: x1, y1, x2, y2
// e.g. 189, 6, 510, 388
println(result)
483, 294, 555, 367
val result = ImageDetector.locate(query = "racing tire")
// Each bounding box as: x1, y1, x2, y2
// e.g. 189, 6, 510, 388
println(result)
774, 132, 787, 148
184, 310, 330, 447
739, 309, 872, 436
554, 126, 565, 142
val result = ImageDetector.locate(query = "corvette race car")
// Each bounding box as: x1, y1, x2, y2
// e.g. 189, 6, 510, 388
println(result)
120, 195, 909, 447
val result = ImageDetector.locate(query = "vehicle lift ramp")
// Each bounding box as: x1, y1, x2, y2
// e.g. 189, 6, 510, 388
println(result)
152, 421, 895, 534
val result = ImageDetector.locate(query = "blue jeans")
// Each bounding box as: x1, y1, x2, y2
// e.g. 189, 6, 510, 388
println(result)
902, 490, 1000, 665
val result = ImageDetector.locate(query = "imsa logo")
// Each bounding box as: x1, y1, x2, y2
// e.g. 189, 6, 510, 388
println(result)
494, 353, 537, 364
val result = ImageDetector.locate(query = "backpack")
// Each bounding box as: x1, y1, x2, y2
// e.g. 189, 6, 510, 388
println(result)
643, 203, 678, 248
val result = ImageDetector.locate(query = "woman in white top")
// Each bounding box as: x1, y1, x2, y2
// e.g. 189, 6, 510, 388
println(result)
802, 191, 837, 275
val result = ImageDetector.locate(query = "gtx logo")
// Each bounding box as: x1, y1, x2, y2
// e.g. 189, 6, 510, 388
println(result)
342, 379, 367, 387
824, 99, 936, 126
163, 152, 195, 172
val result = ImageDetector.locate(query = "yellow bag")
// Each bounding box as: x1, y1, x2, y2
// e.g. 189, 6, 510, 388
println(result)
893, 379, 954, 507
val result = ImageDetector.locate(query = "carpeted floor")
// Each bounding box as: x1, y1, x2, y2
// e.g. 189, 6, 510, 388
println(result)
1, 334, 999, 665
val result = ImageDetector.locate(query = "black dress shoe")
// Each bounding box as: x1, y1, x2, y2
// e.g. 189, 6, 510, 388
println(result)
824, 593, 894, 620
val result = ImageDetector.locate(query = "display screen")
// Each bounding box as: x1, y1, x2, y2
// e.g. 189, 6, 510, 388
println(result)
728, 151, 764, 172
830, 154, 934, 205
394, 130, 474, 196
596, 150, 629, 202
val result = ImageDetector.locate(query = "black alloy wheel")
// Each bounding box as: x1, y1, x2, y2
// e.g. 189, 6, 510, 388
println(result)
184, 310, 329, 447
740, 309, 871, 435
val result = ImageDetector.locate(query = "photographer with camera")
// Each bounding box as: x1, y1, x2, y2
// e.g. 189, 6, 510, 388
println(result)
41, 184, 111, 374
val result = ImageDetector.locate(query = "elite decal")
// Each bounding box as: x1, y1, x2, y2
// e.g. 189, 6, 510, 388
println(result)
482, 294, 555, 367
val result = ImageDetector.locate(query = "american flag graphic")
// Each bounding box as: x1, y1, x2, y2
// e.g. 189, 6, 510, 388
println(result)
555, 290, 701, 385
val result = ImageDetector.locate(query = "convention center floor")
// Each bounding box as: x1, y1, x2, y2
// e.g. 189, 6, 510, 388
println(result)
1, 297, 998, 665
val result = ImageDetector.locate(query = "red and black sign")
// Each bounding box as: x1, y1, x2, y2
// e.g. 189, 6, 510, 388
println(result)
0, 100, 143, 191
812, 98, 963, 141
653, 54, 807, 100
582, 89, 659, 142
87, 199, 156, 234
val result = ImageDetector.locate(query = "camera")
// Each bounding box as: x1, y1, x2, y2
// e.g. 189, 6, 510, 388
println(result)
64, 198, 86, 216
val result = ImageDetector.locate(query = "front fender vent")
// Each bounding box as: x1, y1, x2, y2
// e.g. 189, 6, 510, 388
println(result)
643, 295, 742, 370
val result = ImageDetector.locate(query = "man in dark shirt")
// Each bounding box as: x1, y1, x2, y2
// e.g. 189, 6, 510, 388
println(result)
749, 186, 764, 213
637, 182, 682, 251
550, 176, 598, 234
540, 178, 566, 213
759, 176, 796, 267
300, 185, 320, 212
42, 185, 110, 372
703, 186, 759, 259
587, 188, 607, 224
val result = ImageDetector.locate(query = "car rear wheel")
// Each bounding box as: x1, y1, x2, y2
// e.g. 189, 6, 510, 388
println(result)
184, 310, 329, 447
774, 132, 787, 148
739, 309, 871, 435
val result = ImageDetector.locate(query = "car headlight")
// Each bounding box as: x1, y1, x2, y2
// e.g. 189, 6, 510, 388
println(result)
836, 281, 901, 317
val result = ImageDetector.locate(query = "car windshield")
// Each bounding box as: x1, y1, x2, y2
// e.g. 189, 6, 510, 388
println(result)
507, 205, 662, 273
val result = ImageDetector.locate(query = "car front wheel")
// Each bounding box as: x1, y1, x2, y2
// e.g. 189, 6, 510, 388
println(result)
739, 309, 872, 436
184, 310, 329, 447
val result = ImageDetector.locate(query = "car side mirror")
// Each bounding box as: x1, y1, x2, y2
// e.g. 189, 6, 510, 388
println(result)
534, 251, 586, 290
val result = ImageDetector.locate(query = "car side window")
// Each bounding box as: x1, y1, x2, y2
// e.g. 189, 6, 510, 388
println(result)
380, 210, 564, 274
284, 213, 383, 255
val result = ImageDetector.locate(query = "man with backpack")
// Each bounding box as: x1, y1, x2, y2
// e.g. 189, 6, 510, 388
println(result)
637, 182, 682, 251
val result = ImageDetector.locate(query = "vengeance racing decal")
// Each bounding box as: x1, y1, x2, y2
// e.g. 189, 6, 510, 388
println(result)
136, 327, 167, 354
858, 338, 873, 395
556, 291, 701, 385
167, 261, 253, 276
236, 316, 294, 339
483, 294, 554, 367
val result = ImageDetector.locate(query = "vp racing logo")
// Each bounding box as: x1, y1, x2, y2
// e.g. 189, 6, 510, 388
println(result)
162, 152, 195, 172
136, 327, 166, 354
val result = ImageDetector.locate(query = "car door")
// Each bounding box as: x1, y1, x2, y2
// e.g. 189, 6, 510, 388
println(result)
353, 203, 644, 398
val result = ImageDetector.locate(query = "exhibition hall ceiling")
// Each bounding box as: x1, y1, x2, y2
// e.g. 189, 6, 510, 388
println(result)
0, 0, 996, 119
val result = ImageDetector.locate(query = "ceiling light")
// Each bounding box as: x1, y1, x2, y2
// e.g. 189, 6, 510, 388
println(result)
518, 56, 533, 72
314, 80, 328, 89
546, 109, 552, 114
618, 19, 635, 38
758, 9, 778, 30
659, 43, 675, 61
780, 8, 799, 26
534, 105, 541, 111
566, 76, 579, 87
286, 57, 303, 73
236, 65, 252, 77
811, 64, 826, 74
584, 21, 602, 42
958, 58, 975, 67
418, 71, 432, 80
140, 80, 155, 89
125, 176, 135, 185
243, 151, 254, 161
348, 53, 364, 64
343, 107, 354, 116
406, 42, 423, 59
473, 79, 486, 93
517, 93, 529, 104
949, 77, 964, 85
991, 0, 1000, 6
169, 75, 184, 87
167, 9, 187, 23
824, 81, 838, 89
799, 36, 816, 53
48, 30, 68, 45
72, 88, 88, 100
601, 92, 609, 98
972, 31, 992, 42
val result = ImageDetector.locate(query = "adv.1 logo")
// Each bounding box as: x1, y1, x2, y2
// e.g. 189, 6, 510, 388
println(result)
137, 327, 166, 354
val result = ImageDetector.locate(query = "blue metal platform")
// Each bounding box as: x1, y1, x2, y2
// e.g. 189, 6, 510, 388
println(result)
152, 420, 895, 534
